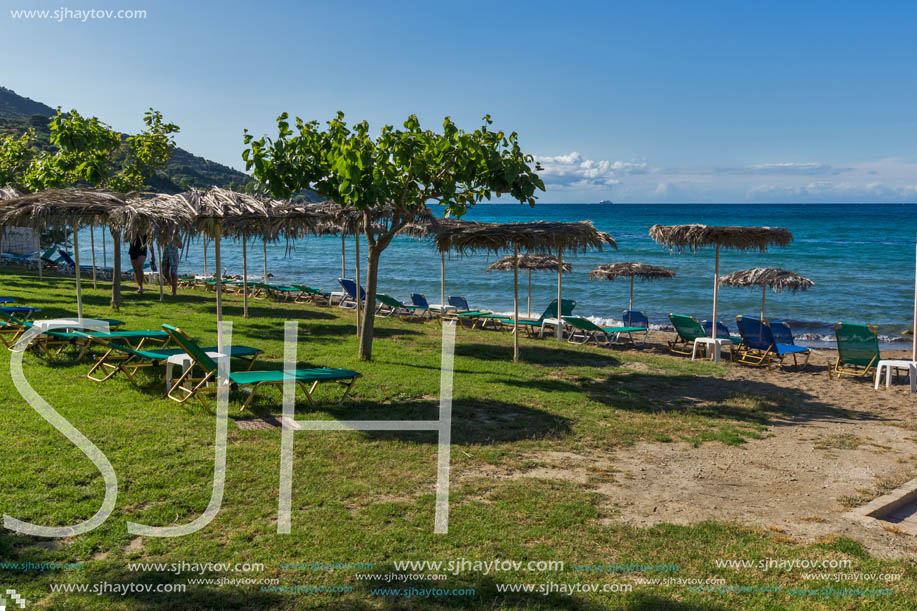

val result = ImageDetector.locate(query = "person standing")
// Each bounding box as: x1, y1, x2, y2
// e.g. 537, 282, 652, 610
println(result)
129, 235, 148, 294
161, 239, 180, 296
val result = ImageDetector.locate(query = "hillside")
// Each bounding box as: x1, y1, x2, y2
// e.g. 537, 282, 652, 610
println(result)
0, 86, 256, 194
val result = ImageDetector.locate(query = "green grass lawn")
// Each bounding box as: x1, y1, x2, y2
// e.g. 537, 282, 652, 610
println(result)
0, 269, 913, 609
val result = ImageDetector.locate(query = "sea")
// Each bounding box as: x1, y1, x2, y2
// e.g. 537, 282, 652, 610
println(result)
75, 203, 917, 349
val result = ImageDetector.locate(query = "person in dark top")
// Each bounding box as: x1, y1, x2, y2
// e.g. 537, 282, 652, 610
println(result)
129, 235, 148, 294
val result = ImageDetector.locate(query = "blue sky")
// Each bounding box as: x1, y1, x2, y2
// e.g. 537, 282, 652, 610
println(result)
2, 0, 916, 202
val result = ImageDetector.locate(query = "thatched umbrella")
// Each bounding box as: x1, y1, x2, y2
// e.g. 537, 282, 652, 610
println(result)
435, 221, 616, 361
486, 254, 572, 317
718, 267, 813, 321
400, 216, 468, 313
0, 187, 138, 321
650, 225, 792, 345
115, 187, 311, 328
0, 187, 23, 270
588, 262, 675, 312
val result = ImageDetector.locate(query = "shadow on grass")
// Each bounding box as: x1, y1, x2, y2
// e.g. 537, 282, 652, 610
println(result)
301, 397, 573, 446
503, 370, 887, 429
454, 343, 621, 368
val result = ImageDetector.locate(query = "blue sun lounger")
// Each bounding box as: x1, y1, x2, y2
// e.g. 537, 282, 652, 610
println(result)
735, 315, 810, 369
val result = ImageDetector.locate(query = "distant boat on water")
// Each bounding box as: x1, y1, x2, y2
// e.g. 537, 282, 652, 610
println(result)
598, 199, 613, 205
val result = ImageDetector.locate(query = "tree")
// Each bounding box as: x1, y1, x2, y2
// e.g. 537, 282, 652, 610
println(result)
243, 112, 544, 360
106, 109, 180, 309
25, 108, 122, 190
0, 131, 36, 190
4, 107, 180, 309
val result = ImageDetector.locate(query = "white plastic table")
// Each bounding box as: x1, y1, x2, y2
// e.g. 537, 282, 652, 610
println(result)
165, 351, 225, 391
692, 337, 731, 363
874, 360, 917, 392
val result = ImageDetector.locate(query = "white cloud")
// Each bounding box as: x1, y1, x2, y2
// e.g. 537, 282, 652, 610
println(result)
535, 151, 648, 190
528, 153, 917, 203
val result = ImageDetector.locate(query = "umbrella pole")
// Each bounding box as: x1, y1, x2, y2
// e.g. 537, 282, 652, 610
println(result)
203, 238, 207, 277
242, 238, 249, 318
90, 226, 97, 290
712, 244, 720, 342
355, 232, 361, 338
341, 233, 346, 278
527, 270, 532, 318
37, 237, 42, 280
73, 223, 83, 323
441, 251, 445, 310
513, 244, 519, 362
761, 286, 766, 322
556, 249, 563, 339
629, 275, 634, 312
102, 228, 106, 270
263, 240, 268, 284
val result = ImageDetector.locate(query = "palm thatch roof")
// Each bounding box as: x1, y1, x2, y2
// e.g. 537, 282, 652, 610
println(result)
589, 262, 675, 281
113, 187, 324, 242
649, 224, 792, 252
434, 220, 617, 255
486, 254, 572, 273
718, 267, 813, 293
309, 202, 436, 237
0, 186, 23, 201
0, 187, 139, 231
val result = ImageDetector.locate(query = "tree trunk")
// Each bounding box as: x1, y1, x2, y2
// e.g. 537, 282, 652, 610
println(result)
358, 245, 382, 361
110, 228, 121, 311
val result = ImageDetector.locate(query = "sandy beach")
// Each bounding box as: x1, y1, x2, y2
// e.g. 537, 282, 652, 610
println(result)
600, 330, 917, 558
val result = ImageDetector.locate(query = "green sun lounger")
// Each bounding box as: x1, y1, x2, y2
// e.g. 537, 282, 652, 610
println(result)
833, 322, 881, 380
0, 310, 126, 354
77, 331, 263, 385
163, 324, 361, 410
562, 316, 647, 346
668, 313, 738, 359
291, 284, 333, 305
376, 294, 431, 319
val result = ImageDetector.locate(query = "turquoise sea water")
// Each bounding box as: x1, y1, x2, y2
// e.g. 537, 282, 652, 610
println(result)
77, 204, 917, 347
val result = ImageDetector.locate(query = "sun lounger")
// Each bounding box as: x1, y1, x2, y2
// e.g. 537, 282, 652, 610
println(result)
1, 251, 38, 265
257, 283, 299, 301
0, 310, 125, 353
622, 310, 650, 347
56, 249, 76, 267
448, 296, 470, 312
163, 325, 361, 410
833, 322, 883, 380
701, 320, 741, 344
76, 331, 262, 385
498, 299, 576, 337
376, 294, 431, 319
40, 246, 62, 264
668, 313, 733, 358
409, 293, 440, 318
443, 310, 504, 330
0, 305, 40, 320
291, 284, 333, 305
563, 316, 646, 346
734, 316, 810, 369
339, 278, 367, 310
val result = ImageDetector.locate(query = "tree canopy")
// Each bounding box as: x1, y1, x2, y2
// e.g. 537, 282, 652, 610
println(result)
243, 111, 544, 360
